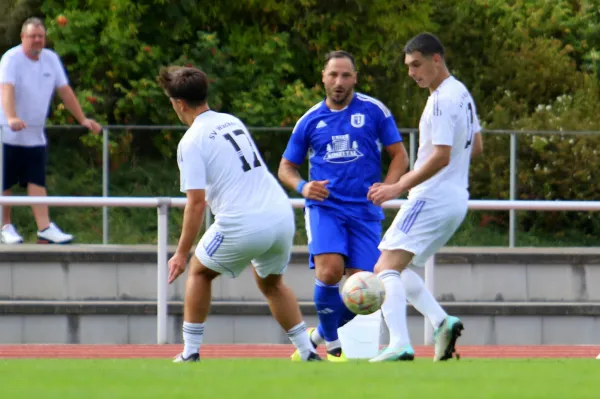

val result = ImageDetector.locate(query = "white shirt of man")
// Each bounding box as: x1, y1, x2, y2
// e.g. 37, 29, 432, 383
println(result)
177, 110, 292, 231
409, 76, 481, 200
0, 45, 69, 147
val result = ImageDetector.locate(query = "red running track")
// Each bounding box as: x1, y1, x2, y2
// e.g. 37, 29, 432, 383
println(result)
1, 345, 599, 359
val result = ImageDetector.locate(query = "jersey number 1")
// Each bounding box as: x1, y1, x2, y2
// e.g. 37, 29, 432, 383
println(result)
224, 129, 261, 172
465, 102, 474, 149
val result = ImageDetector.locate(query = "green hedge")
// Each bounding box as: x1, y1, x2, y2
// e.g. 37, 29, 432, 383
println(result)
0, 0, 598, 241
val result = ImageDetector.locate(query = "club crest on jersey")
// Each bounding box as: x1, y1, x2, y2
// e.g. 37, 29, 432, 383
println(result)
350, 113, 365, 128
324, 134, 363, 163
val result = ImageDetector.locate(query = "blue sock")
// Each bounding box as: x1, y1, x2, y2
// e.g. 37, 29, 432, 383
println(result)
338, 299, 357, 328
314, 279, 342, 342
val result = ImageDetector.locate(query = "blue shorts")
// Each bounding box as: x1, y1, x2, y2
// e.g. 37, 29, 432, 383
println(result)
304, 205, 381, 271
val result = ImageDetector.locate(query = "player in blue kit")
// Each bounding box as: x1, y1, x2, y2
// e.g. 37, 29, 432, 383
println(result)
278, 50, 409, 361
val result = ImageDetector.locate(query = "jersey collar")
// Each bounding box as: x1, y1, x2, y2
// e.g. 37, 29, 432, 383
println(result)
433, 75, 455, 93
322, 92, 356, 112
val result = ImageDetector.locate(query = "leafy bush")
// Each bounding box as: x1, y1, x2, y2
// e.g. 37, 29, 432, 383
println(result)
0, 0, 597, 242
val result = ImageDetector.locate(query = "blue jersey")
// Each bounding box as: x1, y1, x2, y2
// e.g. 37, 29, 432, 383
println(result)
283, 92, 402, 220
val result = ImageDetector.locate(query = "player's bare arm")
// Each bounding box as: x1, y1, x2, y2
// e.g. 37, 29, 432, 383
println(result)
278, 158, 329, 201
168, 189, 206, 284
368, 145, 450, 205
1, 83, 26, 131
471, 132, 483, 157
382, 142, 409, 184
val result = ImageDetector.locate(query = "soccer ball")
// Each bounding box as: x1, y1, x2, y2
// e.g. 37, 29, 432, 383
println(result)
341, 271, 386, 315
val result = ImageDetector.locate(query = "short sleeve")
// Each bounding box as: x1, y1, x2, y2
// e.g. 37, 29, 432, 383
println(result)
377, 107, 402, 146
431, 93, 456, 146
0, 53, 17, 85
178, 139, 206, 193
50, 51, 69, 88
282, 117, 310, 165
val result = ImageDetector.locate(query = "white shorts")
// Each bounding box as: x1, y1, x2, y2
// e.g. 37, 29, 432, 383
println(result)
379, 196, 468, 267
195, 215, 294, 278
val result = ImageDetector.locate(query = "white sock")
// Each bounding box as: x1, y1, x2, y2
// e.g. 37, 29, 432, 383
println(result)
401, 268, 447, 329
310, 328, 324, 346
182, 321, 205, 357
379, 270, 411, 348
287, 321, 317, 360
325, 339, 342, 351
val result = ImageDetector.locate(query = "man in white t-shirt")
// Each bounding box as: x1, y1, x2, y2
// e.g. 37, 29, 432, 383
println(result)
367, 32, 484, 362
157, 65, 321, 362
0, 17, 101, 244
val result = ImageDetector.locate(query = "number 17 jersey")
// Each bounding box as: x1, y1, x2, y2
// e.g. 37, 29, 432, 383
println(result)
410, 76, 482, 200
177, 110, 292, 231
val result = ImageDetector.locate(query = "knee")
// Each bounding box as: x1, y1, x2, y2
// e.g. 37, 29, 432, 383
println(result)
315, 257, 345, 285
373, 258, 392, 275
257, 274, 283, 296
373, 250, 411, 275
188, 257, 219, 281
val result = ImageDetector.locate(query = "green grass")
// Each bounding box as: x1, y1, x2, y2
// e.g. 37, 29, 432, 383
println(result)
0, 358, 598, 398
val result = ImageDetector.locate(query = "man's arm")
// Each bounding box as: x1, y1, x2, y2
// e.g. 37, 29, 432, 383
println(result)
278, 157, 329, 201
368, 145, 450, 205
471, 132, 483, 158
277, 118, 328, 201
278, 158, 305, 192
0, 50, 28, 131
168, 139, 208, 283
1, 83, 17, 119
470, 100, 483, 158
382, 142, 409, 184
175, 189, 206, 257
56, 85, 101, 133
395, 145, 450, 191
0, 83, 27, 131
56, 85, 86, 124
396, 94, 454, 190
56, 84, 97, 125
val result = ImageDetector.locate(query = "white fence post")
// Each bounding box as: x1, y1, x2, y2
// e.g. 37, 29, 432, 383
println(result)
424, 255, 435, 345
156, 199, 170, 344
102, 127, 110, 245
509, 132, 517, 247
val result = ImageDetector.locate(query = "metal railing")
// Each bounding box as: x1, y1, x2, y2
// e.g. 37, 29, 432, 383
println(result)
1, 125, 598, 247
0, 195, 599, 344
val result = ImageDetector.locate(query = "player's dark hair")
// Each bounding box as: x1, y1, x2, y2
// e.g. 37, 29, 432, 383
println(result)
324, 50, 356, 71
403, 32, 445, 58
157, 66, 209, 107
21, 17, 45, 33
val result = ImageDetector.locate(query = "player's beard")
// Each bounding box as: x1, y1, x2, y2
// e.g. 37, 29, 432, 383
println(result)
327, 86, 352, 106
27, 48, 43, 58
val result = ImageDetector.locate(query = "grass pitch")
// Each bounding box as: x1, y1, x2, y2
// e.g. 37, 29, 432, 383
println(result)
1, 358, 598, 399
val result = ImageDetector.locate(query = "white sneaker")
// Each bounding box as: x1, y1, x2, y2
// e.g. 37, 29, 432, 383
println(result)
433, 316, 464, 361
173, 352, 200, 363
37, 222, 74, 244
1, 224, 23, 244
368, 345, 415, 362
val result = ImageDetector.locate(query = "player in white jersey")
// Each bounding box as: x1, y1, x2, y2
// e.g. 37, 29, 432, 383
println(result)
367, 33, 483, 362
157, 66, 321, 362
